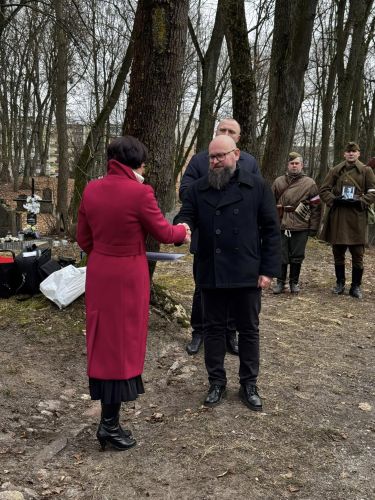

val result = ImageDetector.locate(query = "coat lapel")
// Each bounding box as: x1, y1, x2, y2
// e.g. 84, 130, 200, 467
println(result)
216, 183, 244, 208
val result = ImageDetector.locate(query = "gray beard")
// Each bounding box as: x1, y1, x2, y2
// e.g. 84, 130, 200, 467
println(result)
208, 166, 234, 190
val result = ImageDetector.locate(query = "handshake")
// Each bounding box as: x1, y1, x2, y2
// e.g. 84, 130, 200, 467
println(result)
177, 222, 191, 244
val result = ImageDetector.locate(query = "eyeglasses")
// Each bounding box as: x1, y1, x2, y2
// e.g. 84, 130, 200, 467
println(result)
208, 149, 236, 162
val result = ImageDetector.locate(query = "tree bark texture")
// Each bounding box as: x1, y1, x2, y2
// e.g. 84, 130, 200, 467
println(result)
193, 0, 225, 152
261, 0, 318, 183
54, 0, 70, 232
334, 0, 373, 162
123, 0, 189, 215
123, 0, 189, 275
223, 0, 258, 158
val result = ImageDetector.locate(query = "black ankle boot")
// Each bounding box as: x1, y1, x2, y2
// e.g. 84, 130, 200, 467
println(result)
332, 265, 345, 294
273, 264, 287, 294
349, 267, 363, 299
186, 333, 203, 355
97, 403, 136, 451
289, 263, 301, 293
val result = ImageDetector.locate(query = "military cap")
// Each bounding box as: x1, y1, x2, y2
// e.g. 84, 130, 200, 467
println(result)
345, 141, 360, 152
288, 151, 302, 162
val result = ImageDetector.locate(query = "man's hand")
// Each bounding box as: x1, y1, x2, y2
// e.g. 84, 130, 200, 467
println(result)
177, 223, 191, 244
258, 275, 272, 289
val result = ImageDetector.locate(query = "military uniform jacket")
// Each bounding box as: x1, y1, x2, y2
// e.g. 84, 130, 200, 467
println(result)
174, 168, 281, 288
319, 160, 375, 244
272, 173, 321, 231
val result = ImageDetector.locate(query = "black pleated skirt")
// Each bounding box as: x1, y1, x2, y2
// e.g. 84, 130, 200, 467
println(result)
89, 375, 145, 404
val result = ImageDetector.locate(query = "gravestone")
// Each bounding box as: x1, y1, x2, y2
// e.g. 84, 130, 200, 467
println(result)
0, 202, 21, 237
41, 187, 53, 214
15, 194, 27, 211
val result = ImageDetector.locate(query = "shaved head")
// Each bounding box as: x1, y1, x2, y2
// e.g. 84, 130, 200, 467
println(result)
210, 134, 237, 151
216, 118, 241, 143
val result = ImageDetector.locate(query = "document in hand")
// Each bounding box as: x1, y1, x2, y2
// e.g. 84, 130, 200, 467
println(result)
146, 252, 186, 261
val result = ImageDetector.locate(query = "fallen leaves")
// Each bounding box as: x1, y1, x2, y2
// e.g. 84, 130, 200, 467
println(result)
358, 402, 372, 412
217, 470, 228, 478
288, 484, 300, 493
145, 412, 164, 423
344, 313, 354, 319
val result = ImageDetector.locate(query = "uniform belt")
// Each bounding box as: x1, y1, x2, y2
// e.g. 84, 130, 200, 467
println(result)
93, 241, 144, 256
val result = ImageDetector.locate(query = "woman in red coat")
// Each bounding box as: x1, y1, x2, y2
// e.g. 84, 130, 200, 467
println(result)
77, 136, 188, 451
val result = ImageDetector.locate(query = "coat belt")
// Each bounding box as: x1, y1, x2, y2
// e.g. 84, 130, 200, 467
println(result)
93, 241, 145, 257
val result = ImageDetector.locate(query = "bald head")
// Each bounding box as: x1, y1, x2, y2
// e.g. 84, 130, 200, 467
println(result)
210, 134, 237, 151
208, 135, 239, 170
216, 118, 241, 143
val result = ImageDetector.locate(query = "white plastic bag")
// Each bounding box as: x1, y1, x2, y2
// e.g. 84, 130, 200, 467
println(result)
40, 265, 86, 309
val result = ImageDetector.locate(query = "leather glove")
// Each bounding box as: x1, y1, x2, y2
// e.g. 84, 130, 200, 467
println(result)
308, 230, 317, 237
333, 197, 361, 207
333, 196, 346, 206
343, 198, 362, 208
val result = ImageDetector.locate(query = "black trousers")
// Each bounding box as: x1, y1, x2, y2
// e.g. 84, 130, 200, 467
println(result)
201, 287, 261, 386
332, 244, 365, 269
191, 256, 235, 335
281, 230, 309, 265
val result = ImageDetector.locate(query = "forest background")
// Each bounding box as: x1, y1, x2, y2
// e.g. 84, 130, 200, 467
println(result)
1, 3, 375, 497
0, 0, 375, 238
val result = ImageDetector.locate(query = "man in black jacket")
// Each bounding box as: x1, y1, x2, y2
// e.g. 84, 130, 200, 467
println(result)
175, 135, 280, 410
180, 118, 260, 356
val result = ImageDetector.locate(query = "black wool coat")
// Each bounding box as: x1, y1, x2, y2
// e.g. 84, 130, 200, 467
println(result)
174, 168, 281, 288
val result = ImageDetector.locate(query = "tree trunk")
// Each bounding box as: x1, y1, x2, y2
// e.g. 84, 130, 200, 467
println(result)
123, 0, 189, 212
261, 0, 318, 183
123, 0, 189, 274
363, 88, 375, 161
334, 0, 373, 162
54, 0, 69, 233
192, 0, 225, 152
223, 0, 258, 158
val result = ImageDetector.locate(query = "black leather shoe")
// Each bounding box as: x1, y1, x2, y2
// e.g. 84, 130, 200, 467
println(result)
186, 333, 203, 355
332, 282, 345, 294
239, 384, 262, 411
226, 332, 239, 356
349, 285, 362, 299
203, 384, 226, 407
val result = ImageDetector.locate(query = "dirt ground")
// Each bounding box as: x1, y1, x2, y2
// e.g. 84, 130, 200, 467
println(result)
0, 238, 374, 499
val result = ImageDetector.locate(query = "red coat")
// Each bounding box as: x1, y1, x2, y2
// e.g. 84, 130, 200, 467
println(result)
76, 160, 186, 380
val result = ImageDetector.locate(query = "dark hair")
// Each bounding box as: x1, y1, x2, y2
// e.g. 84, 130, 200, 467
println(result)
107, 135, 148, 169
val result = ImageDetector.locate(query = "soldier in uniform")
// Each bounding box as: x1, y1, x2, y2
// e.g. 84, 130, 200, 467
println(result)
272, 153, 321, 294
319, 142, 375, 298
